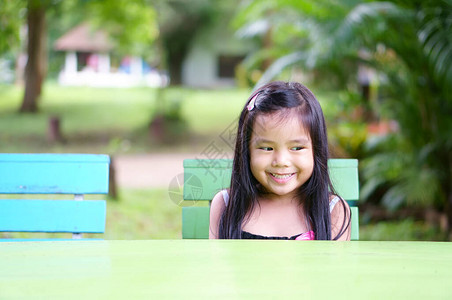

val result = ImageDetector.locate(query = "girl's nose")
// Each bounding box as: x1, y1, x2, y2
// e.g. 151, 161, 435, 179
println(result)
271, 151, 290, 167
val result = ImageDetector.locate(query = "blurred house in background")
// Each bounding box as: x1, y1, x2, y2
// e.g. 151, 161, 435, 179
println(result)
54, 23, 167, 88
181, 18, 256, 88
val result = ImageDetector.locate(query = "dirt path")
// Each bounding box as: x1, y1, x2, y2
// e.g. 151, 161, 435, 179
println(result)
113, 153, 200, 189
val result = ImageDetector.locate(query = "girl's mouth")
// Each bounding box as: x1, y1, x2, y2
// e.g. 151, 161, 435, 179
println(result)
268, 172, 295, 183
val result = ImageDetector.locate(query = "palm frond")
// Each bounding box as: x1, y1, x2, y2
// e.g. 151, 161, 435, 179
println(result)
253, 51, 306, 89
235, 19, 270, 38
418, 6, 452, 87
337, 2, 412, 41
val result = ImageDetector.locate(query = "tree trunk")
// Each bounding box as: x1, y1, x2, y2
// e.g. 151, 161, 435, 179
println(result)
163, 37, 188, 86
20, 0, 46, 113
167, 53, 184, 85
47, 116, 65, 143
108, 156, 119, 200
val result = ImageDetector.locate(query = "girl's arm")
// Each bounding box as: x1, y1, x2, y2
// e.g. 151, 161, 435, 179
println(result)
209, 191, 226, 239
330, 198, 351, 241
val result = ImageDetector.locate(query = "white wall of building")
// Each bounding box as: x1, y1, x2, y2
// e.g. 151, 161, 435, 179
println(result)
182, 44, 217, 87
181, 17, 257, 88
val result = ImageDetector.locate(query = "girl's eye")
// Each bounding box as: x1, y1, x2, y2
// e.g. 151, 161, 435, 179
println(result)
291, 146, 304, 151
259, 147, 273, 151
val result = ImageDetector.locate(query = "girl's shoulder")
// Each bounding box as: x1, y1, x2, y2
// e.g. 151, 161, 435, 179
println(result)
209, 189, 229, 239
329, 195, 351, 241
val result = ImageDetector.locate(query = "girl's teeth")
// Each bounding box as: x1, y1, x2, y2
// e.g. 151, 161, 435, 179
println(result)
271, 173, 293, 179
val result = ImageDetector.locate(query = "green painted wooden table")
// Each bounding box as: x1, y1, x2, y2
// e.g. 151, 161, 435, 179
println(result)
1, 240, 451, 299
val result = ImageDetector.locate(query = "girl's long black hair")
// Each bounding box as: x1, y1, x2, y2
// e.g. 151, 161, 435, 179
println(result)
218, 81, 350, 240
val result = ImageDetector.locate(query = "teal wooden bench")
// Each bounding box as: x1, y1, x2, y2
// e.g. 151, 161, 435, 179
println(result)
182, 158, 359, 240
0, 154, 110, 241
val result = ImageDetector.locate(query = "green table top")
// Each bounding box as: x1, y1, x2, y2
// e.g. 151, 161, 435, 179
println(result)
1, 240, 451, 299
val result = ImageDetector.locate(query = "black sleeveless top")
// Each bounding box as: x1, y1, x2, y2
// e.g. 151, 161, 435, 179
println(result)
241, 231, 305, 240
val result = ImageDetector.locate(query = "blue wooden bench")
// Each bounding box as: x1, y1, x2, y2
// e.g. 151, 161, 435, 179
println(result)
0, 154, 110, 241
182, 158, 359, 240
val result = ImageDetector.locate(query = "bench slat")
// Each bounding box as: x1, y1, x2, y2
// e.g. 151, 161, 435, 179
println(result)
0, 154, 110, 194
0, 199, 106, 233
182, 206, 210, 239
328, 159, 359, 201
350, 206, 359, 240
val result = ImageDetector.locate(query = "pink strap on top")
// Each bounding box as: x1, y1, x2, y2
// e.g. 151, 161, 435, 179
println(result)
295, 231, 315, 240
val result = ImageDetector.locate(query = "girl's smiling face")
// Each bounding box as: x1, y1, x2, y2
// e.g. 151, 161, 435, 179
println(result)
249, 109, 314, 200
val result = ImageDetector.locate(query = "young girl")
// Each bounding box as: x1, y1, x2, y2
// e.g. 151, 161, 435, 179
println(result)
210, 81, 351, 240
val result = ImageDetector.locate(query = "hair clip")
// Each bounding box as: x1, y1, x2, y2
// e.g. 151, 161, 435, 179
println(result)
247, 93, 259, 111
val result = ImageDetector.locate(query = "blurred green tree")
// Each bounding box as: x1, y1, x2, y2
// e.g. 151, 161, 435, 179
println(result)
1, 0, 158, 112
235, 0, 452, 237
0, 0, 24, 55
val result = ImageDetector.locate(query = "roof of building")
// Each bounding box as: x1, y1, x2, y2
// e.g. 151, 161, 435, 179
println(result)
54, 23, 113, 52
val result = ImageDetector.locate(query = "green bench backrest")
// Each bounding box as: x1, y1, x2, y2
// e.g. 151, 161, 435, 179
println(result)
0, 154, 110, 241
182, 158, 359, 240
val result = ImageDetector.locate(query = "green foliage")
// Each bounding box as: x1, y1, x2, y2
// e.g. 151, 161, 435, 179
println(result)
233, 0, 367, 88
87, 0, 159, 56
234, 0, 452, 223
361, 136, 444, 211
0, 0, 26, 55
417, 0, 452, 90
346, 1, 452, 212
360, 218, 447, 241
315, 89, 368, 158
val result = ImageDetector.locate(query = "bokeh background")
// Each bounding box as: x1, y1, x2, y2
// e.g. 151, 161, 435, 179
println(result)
1, 0, 451, 240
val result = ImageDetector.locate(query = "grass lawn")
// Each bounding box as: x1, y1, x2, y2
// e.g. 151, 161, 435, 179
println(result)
0, 82, 250, 154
